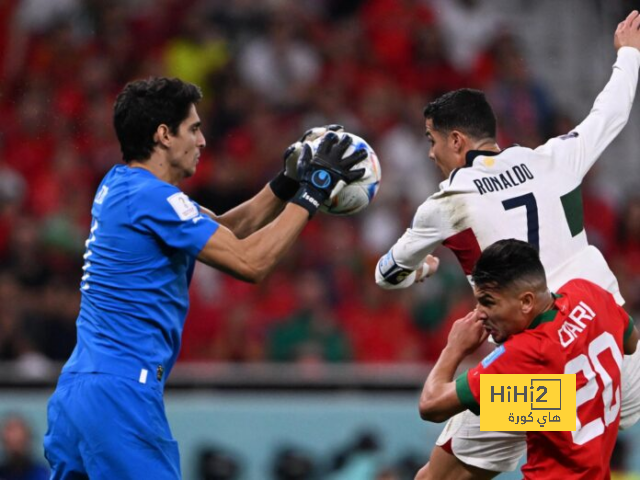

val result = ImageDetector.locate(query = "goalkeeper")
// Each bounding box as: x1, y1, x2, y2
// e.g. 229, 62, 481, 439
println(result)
42, 77, 364, 480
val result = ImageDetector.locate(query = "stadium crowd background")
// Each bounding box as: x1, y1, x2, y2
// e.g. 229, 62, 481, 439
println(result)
1, 0, 640, 478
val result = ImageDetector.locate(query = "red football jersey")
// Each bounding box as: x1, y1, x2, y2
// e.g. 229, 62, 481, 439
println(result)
456, 279, 634, 479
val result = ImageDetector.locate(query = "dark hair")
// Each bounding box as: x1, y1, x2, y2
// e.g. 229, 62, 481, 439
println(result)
113, 77, 203, 162
423, 88, 497, 140
471, 239, 546, 291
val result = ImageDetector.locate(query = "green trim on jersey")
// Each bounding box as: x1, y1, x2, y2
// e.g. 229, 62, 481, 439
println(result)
528, 308, 559, 330
624, 315, 636, 342
560, 185, 584, 237
456, 371, 480, 415
526, 293, 562, 330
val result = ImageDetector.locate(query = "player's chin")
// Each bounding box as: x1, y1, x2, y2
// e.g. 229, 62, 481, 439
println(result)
488, 328, 505, 343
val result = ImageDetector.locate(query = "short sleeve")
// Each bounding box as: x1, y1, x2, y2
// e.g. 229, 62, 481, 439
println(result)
455, 340, 542, 415
132, 184, 219, 257
456, 370, 480, 415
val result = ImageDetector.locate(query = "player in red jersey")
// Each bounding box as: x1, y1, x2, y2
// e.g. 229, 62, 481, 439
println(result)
418, 239, 638, 480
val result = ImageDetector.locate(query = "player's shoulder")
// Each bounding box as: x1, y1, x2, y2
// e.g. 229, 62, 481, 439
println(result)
534, 131, 580, 155
121, 168, 200, 219
557, 278, 609, 300
479, 334, 542, 371
123, 170, 187, 208
556, 278, 616, 312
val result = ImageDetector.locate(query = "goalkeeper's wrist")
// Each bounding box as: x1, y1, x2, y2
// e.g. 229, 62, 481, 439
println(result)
290, 185, 328, 218
269, 170, 299, 201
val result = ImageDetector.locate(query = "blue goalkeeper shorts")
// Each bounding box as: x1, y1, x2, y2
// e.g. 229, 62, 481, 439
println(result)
43, 372, 181, 480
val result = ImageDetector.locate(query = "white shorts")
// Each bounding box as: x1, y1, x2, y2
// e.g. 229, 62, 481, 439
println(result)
621, 341, 640, 430
437, 340, 640, 472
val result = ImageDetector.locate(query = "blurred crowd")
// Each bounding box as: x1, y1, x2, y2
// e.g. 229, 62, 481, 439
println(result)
0, 0, 639, 370
197, 431, 640, 480
196, 431, 427, 480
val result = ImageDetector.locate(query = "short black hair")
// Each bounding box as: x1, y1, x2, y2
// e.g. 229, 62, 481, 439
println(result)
472, 239, 546, 292
423, 88, 497, 140
113, 77, 203, 163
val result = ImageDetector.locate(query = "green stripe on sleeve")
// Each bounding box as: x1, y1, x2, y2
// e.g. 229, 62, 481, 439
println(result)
455, 371, 480, 416
560, 185, 584, 237
624, 315, 635, 343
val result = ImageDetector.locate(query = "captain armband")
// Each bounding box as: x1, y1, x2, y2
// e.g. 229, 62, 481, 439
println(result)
378, 250, 414, 285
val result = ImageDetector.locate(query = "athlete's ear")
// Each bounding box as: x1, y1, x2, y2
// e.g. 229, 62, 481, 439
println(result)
449, 130, 465, 154
519, 291, 536, 315
154, 124, 172, 149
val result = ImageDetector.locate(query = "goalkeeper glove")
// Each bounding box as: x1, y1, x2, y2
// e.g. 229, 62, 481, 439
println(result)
291, 132, 366, 218
269, 124, 344, 201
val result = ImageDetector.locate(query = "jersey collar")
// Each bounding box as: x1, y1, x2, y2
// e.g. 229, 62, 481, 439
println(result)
465, 148, 506, 167
449, 147, 512, 185
527, 293, 562, 330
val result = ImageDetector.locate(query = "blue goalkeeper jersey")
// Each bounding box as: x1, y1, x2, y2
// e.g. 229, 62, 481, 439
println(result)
62, 165, 219, 385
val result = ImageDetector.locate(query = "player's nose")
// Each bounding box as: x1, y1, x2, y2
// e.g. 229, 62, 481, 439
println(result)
197, 130, 206, 149
475, 305, 488, 319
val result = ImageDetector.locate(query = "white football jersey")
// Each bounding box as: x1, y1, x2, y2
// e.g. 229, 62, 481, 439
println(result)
376, 47, 640, 303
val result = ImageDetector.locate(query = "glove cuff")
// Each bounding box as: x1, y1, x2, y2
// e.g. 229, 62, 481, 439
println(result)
269, 170, 300, 201
290, 185, 327, 218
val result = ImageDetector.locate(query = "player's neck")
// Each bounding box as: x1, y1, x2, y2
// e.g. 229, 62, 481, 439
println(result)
129, 155, 182, 186
471, 139, 500, 153
530, 290, 556, 321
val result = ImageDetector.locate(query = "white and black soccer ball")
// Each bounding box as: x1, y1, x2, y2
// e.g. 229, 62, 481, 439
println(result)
307, 132, 381, 216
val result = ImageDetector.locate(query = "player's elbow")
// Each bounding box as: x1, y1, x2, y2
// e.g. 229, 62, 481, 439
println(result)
241, 264, 270, 284
375, 275, 395, 290
242, 272, 262, 284
418, 399, 449, 423
235, 247, 278, 284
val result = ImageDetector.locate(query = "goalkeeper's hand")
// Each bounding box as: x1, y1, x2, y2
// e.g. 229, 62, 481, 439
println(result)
291, 132, 366, 218
283, 124, 344, 181
269, 124, 344, 201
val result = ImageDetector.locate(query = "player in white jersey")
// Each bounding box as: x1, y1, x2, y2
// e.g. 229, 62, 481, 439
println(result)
375, 11, 640, 480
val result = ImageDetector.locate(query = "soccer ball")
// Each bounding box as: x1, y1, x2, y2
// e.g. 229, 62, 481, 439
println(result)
307, 132, 381, 216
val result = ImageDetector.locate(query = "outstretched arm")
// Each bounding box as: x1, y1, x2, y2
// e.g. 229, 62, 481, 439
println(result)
198, 133, 366, 283
198, 202, 308, 283
537, 10, 640, 178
